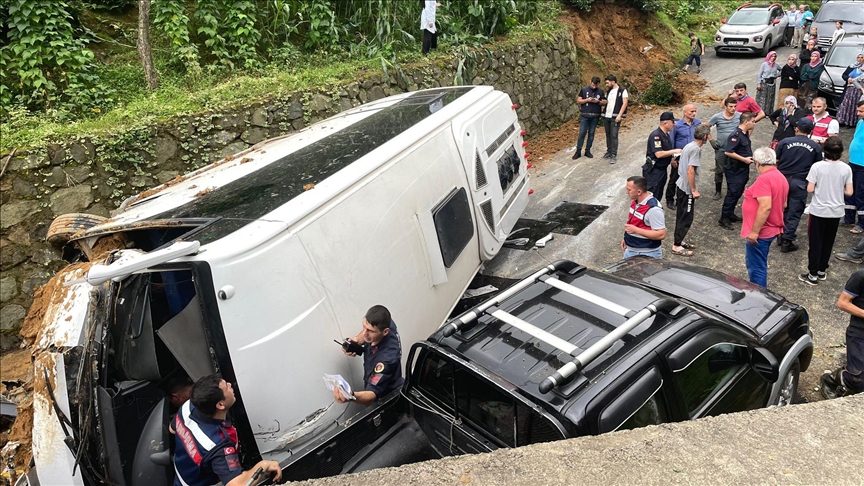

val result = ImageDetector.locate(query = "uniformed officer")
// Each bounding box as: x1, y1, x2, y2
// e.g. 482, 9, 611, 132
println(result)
643, 111, 682, 204
720, 111, 757, 230
172, 375, 282, 486
775, 117, 823, 252
334, 305, 404, 406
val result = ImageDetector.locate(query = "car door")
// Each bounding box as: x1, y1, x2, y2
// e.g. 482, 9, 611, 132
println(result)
772, 6, 786, 40
663, 323, 769, 419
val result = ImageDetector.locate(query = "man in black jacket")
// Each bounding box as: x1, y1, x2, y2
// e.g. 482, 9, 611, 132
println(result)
602, 74, 628, 163
573, 76, 606, 160
775, 117, 823, 252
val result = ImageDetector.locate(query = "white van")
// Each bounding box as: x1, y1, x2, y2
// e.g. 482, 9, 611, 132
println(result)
26, 86, 531, 484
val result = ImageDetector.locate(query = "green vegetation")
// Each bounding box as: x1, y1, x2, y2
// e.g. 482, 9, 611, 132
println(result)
1, 0, 561, 151
642, 69, 676, 105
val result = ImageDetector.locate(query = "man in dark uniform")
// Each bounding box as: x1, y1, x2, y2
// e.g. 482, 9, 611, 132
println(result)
821, 269, 864, 398
643, 111, 682, 204
775, 117, 823, 252
173, 375, 282, 486
334, 305, 404, 406
720, 112, 757, 230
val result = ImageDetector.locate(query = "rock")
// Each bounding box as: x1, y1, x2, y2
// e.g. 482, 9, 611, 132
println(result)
21, 270, 51, 296
0, 201, 39, 229
65, 165, 91, 183
153, 137, 178, 164
0, 276, 17, 303
45, 166, 67, 186
0, 333, 22, 351
12, 178, 36, 197
242, 128, 269, 145
368, 86, 386, 102
30, 248, 59, 266
291, 118, 305, 131
69, 143, 91, 163
338, 98, 353, 112
155, 170, 180, 184
87, 204, 110, 218
214, 113, 245, 130
47, 144, 66, 165
49, 185, 93, 216
166, 119, 194, 140
288, 101, 304, 120
0, 243, 29, 270
0, 304, 26, 331
205, 130, 239, 148
6, 226, 30, 246
251, 106, 268, 127
221, 141, 248, 158
308, 94, 332, 112
130, 175, 153, 188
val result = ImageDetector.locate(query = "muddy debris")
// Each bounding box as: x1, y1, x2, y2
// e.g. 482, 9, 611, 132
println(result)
195, 187, 215, 197
91, 232, 129, 260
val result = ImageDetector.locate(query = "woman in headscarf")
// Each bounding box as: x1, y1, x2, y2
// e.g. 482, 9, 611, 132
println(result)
799, 50, 823, 113
777, 53, 800, 109
837, 53, 864, 125
756, 51, 781, 113
768, 96, 805, 148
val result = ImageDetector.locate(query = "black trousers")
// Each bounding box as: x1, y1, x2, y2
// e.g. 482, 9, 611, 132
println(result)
666, 165, 680, 204
643, 162, 669, 203
674, 187, 695, 246
807, 215, 841, 275
422, 29, 437, 55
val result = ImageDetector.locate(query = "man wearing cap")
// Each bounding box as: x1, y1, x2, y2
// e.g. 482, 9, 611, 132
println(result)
667, 104, 702, 210
643, 112, 683, 204
775, 117, 824, 252
720, 112, 757, 230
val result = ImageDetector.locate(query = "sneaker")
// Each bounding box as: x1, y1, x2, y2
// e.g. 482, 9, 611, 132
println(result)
666, 201, 676, 210
729, 213, 743, 222
712, 191, 721, 201
798, 273, 818, 286
780, 240, 799, 253
609, 156, 617, 164
602, 153, 611, 159
817, 271, 827, 281
718, 218, 734, 230
584, 151, 594, 158
572, 152, 581, 160
835, 252, 864, 264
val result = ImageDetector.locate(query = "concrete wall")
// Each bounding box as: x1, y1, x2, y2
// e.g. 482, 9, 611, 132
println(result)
302, 395, 864, 485
0, 32, 581, 349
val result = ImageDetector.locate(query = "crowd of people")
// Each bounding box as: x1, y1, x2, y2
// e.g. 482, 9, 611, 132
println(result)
576, 45, 864, 398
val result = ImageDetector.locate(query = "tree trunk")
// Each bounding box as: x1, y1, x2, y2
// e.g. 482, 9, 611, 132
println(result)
137, 0, 159, 90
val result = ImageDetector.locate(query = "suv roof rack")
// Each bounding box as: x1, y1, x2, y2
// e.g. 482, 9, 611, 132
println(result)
442, 260, 682, 394
736, 2, 752, 10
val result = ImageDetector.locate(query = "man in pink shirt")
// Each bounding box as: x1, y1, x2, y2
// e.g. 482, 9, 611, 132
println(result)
741, 147, 789, 287
726, 82, 766, 123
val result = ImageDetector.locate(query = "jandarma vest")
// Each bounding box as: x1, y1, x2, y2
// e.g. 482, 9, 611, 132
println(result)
808, 114, 835, 139
606, 86, 628, 118
624, 197, 661, 249
173, 401, 240, 486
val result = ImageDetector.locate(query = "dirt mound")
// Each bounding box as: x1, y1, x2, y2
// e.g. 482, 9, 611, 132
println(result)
560, 5, 675, 92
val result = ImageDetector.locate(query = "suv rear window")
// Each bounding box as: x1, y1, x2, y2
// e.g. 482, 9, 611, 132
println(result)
417, 352, 563, 447
727, 10, 770, 25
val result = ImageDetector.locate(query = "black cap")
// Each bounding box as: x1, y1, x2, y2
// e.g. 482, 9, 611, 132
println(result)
796, 117, 814, 132
660, 111, 675, 122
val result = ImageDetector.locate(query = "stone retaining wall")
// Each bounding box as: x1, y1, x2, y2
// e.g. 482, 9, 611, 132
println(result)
0, 31, 581, 348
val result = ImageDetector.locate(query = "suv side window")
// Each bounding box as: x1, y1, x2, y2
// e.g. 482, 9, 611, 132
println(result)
454, 368, 515, 446
599, 367, 668, 433
673, 342, 747, 417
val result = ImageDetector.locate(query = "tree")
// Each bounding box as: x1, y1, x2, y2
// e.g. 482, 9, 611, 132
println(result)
137, 0, 159, 90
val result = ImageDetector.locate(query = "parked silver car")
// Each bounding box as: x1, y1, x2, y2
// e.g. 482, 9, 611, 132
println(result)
715, 3, 788, 55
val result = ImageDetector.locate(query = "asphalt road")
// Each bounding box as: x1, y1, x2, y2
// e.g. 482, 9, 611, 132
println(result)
485, 44, 860, 402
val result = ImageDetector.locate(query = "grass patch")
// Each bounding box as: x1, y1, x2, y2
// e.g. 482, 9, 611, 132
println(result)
2, 18, 565, 153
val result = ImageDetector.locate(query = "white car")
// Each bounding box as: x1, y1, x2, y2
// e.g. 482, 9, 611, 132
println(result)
715, 3, 788, 55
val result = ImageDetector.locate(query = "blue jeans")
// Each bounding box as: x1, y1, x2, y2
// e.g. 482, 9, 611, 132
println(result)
844, 164, 864, 227
684, 54, 701, 67
577, 115, 600, 154
624, 247, 662, 259
744, 236, 776, 287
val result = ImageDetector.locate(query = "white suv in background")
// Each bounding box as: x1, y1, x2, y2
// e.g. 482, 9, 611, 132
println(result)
715, 3, 788, 55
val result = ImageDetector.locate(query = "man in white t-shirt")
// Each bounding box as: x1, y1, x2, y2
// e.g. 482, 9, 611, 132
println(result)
799, 136, 854, 284
602, 74, 629, 163
672, 124, 711, 256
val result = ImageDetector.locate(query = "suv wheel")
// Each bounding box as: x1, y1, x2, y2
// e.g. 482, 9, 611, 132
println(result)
774, 359, 800, 407
761, 35, 773, 56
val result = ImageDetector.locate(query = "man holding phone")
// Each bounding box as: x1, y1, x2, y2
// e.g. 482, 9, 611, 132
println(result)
333, 305, 404, 406
573, 76, 607, 160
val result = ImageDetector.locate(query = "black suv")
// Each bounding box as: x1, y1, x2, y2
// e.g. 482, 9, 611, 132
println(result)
404, 259, 812, 455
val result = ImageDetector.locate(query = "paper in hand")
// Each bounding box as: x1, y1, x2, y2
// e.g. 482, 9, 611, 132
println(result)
323, 374, 355, 400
